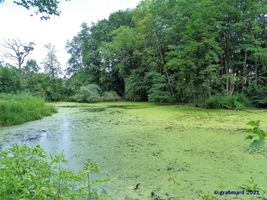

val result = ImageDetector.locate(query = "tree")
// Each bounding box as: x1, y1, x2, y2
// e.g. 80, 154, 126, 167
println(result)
0, 0, 70, 20
1, 39, 35, 70
0, 67, 21, 92
42, 43, 62, 78
65, 0, 267, 106
65, 36, 83, 75
24, 59, 40, 73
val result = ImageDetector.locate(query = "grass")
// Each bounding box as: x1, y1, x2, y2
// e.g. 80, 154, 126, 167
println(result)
0, 93, 57, 126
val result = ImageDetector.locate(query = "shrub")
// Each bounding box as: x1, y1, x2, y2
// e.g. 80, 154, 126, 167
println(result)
125, 69, 148, 101
207, 95, 227, 109
71, 84, 121, 103
0, 93, 56, 126
71, 84, 102, 103
206, 94, 250, 109
234, 93, 250, 109
148, 83, 175, 103
102, 91, 121, 101
0, 144, 109, 199
146, 71, 175, 103
251, 86, 267, 108
0, 67, 21, 92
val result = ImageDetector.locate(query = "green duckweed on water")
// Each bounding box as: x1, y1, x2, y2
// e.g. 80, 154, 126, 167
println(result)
0, 102, 266, 199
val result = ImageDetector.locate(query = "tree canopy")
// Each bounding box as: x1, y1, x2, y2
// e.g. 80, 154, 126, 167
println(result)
65, 0, 267, 107
1, 0, 267, 108
0, 0, 69, 19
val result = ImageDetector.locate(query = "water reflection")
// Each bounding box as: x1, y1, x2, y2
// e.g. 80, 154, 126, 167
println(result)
0, 108, 69, 152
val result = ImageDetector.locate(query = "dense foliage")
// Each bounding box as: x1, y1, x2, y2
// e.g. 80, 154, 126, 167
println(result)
206, 94, 250, 109
0, 93, 56, 126
0, 0, 69, 20
0, 144, 109, 199
1, 0, 267, 108
65, 0, 267, 107
71, 84, 120, 103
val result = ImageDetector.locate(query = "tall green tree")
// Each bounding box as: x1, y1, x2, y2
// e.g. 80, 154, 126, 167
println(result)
24, 59, 40, 73
65, 0, 267, 105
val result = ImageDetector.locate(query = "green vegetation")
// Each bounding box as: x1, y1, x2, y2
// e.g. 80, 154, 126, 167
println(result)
0, 0, 69, 20
1, 0, 267, 108
206, 94, 250, 110
0, 93, 56, 126
246, 120, 266, 149
2, 102, 265, 199
64, 0, 267, 107
0, 0, 267, 199
0, 144, 109, 199
71, 84, 120, 103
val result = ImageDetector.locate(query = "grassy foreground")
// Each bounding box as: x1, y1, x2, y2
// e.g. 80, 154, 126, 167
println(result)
0, 93, 56, 126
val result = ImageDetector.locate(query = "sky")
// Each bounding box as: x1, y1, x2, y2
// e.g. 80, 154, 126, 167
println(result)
0, 0, 141, 69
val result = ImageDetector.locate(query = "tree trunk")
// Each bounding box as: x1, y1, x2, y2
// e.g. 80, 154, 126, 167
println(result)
242, 50, 248, 90
255, 55, 258, 85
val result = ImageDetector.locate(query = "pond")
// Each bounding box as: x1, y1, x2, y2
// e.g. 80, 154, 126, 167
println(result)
0, 102, 267, 199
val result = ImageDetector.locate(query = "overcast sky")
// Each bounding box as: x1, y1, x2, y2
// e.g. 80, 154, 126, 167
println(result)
0, 0, 141, 69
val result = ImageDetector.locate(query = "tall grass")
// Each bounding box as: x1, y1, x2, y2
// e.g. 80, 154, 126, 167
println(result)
0, 93, 57, 126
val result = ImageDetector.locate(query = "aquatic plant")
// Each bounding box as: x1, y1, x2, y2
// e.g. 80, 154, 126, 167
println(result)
240, 179, 266, 199
245, 120, 266, 149
201, 194, 218, 200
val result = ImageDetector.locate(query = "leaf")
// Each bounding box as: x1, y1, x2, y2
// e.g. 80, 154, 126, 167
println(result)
246, 120, 260, 127
258, 131, 267, 139
245, 135, 253, 140
249, 139, 265, 149
246, 129, 254, 134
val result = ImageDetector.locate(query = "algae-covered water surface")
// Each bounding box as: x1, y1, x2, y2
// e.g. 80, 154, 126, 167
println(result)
0, 102, 266, 199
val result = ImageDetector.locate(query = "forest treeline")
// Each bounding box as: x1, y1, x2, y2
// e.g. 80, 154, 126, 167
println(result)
1, 0, 267, 108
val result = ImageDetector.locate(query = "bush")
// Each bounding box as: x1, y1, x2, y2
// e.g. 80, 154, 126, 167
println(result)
251, 86, 267, 108
0, 144, 109, 199
71, 84, 121, 103
0, 93, 56, 126
146, 71, 175, 103
71, 84, 102, 102
234, 93, 251, 109
206, 94, 250, 109
125, 69, 148, 101
0, 67, 21, 92
148, 84, 175, 103
102, 91, 121, 101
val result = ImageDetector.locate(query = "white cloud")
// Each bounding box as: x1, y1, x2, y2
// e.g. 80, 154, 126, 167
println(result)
0, 0, 141, 69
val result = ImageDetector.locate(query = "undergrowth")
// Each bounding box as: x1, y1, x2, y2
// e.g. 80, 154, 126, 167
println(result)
0, 93, 57, 126
0, 144, 110, 199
